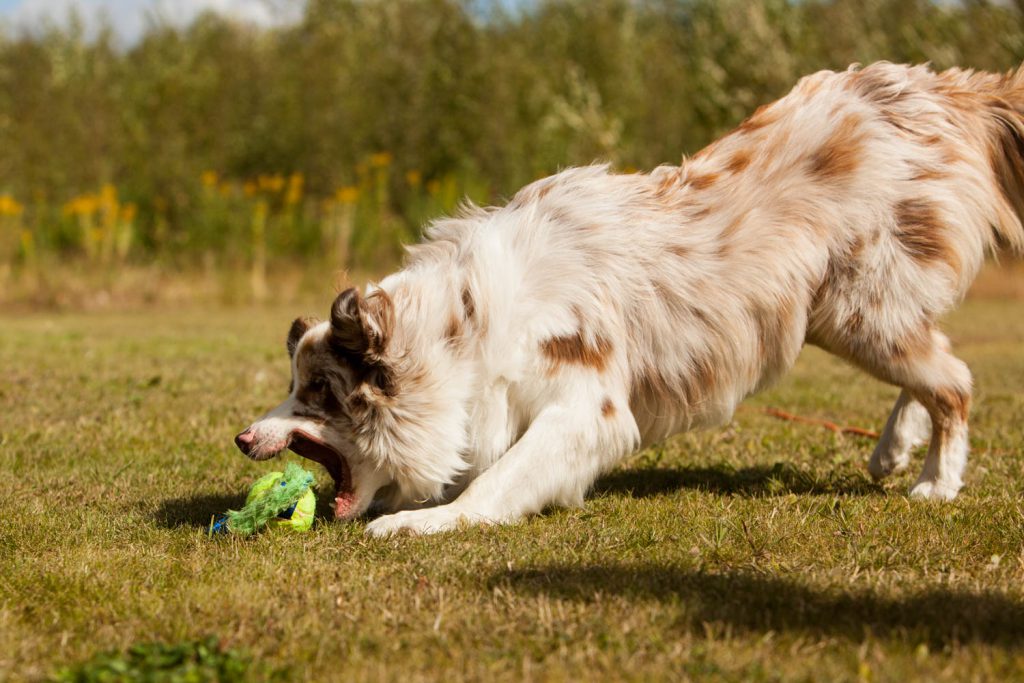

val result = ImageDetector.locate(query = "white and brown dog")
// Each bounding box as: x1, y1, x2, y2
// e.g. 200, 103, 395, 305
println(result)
236, 62, 1024, 536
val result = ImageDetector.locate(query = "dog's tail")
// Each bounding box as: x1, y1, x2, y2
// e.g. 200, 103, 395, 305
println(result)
977, 65, 1024, 255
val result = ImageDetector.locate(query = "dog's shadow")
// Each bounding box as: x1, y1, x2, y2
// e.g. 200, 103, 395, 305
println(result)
154, 463, 878, 528
594, 461, 883, 498
492, 563, 1024, 647
153, 492, 247, 529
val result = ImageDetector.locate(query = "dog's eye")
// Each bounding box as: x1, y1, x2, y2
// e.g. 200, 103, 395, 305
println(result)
307, 378, 328, 394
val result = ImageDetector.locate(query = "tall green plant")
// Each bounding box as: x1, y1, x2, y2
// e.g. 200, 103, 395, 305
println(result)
0, 0, 1022, 276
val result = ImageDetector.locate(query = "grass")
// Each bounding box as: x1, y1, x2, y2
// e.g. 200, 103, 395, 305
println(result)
1, 297, 1023, 681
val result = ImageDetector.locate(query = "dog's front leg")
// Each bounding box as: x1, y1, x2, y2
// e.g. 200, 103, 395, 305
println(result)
364, 396, 639, 537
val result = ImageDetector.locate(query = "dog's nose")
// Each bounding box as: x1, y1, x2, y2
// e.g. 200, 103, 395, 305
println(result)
234, 429, 255, 455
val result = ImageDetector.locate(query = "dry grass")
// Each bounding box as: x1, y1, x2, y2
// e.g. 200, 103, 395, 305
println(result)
2, 297, 1023, 681
3, 260, 1022, 313
0, 263, 379, 311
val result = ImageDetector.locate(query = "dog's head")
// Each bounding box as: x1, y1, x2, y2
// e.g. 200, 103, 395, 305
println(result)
235, 286, 470, 520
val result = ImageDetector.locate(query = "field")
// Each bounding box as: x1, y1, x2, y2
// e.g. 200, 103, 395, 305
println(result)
5, 0, 1024, 679
1, 294, 1022, 682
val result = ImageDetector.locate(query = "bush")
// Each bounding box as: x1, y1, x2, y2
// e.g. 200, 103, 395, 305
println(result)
1, 0, 1022, 280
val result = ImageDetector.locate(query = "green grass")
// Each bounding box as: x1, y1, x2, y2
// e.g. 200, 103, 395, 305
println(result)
2, 299, 1023, 682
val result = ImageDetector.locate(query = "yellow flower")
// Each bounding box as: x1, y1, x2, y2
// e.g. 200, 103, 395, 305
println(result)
63, 194, 99, 216
336, 186, 359, 205
405, 170, 422, 187
426, 180, 441, 195
243, 181, 257, 197
370, 152, 393, 168
201, 170, 219, 188
0, 194, 24, 216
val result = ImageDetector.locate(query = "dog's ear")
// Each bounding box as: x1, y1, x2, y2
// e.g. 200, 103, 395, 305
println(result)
329, 287, 394, 362
286, 316, 318, 358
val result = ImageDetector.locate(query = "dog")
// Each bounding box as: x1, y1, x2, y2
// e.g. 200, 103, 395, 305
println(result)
235, 62, 1024, 536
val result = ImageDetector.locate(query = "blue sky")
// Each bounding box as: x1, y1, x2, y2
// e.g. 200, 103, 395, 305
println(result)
2, 0, 536, 43
0, 0, 531, 43
0, 0, 304, 43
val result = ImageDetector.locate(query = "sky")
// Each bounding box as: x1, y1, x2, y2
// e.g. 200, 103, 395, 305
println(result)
0, 0, 304, 43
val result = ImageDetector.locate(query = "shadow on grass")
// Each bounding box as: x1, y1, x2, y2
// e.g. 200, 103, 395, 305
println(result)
156, 464, 878, 527
494, 563, 1024, 647
594, 462, 883, 498
153, 492, 248, 528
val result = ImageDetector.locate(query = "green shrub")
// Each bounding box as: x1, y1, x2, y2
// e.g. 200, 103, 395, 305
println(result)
2, 0, 1023, 276
51, 637, 256, 683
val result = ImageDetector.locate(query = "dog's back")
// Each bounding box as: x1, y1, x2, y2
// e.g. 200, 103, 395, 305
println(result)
412, 63, 1024, 449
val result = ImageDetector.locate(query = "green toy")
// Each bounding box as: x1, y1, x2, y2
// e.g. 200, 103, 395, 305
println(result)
209, 462, 316, 536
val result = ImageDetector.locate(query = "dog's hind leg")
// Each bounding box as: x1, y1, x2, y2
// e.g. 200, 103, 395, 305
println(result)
867, 330, 959, 481
868, 389, 931, 480
826, 326, 972, 500
905, 351, 972, 501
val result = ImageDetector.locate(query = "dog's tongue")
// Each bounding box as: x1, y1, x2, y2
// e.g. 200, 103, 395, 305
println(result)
327, 456, 355, 519
334, 488, 357, 519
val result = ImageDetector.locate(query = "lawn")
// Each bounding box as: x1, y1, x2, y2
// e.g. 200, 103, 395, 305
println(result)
1, 298, 1023, 681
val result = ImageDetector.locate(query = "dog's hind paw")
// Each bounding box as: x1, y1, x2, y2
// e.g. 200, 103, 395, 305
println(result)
868, 447, 911, 480
365, 505, 486, 537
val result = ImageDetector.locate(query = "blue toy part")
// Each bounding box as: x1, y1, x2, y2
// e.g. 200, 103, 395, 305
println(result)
208, 514, 231, 535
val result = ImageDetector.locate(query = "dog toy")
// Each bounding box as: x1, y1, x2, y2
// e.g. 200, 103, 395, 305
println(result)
208, 463, 316, 536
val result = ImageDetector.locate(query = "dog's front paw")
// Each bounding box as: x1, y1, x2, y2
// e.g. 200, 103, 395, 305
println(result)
909, 478, 961, 501
365, 505, 483, 537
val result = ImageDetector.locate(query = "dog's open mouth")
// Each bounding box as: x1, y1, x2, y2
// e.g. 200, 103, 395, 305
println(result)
287, 430, 356, 519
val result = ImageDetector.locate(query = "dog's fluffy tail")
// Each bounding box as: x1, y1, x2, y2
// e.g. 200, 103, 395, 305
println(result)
980, 66, 1024, 255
